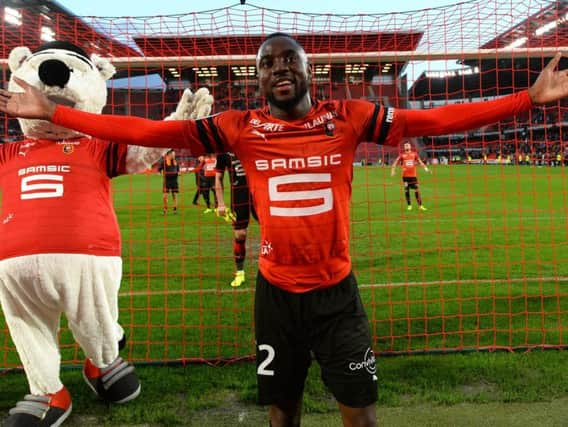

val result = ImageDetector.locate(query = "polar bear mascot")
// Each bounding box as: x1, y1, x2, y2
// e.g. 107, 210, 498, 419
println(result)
0, 40, 213, 427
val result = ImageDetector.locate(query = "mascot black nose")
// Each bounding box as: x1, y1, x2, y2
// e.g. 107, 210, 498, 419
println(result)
38, 59, 71, 88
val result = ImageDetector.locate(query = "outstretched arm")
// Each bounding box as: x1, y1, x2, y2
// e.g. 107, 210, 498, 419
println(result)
215, 171, 227, 216
124, 88, 214, 173
0, 77, 196, 149
396, 53, 568, 138
390, 155, 401, 176
417, 156, 429, 173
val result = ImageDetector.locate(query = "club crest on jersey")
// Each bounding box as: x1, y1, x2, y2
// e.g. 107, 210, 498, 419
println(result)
260, 240, 273, 256
324, 121, 335, 137
62, 144, 74, 154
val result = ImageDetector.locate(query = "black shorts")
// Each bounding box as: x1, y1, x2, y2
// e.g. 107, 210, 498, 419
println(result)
163, 180, 179, 193
254, 271, 377, 408
198, 176, 214, 190
231, 185, 256, 230
403, 176, 419, 189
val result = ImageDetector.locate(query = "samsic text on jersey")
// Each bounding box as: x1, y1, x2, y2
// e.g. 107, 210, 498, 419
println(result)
0, 138, 127, 260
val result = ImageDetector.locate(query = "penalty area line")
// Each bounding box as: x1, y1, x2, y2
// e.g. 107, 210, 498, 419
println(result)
118, 276, 568, 297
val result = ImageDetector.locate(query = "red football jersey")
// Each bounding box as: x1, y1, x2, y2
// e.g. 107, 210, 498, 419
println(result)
400, 152, 419, 178
192, 100, 395, 292
0, 138, 128, 260
203, 157, 217, 177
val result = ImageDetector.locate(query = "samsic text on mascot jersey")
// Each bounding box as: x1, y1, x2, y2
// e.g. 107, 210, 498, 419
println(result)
0, 138, 128, 260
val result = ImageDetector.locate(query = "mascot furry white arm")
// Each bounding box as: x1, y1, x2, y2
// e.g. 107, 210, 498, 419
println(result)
127, 87, 214, 172
0, 41, 212, 427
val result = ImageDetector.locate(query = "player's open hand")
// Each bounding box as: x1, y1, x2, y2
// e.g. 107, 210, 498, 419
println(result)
216, 205, 227, 217
215, 206, 236, 223
0, 76, 56, 120
528, 52, 568, 105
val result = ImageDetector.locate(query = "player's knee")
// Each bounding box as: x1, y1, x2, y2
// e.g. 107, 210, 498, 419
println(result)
234, 229, 247, 240
269, 400, 302, 427
337, 402, 377, 427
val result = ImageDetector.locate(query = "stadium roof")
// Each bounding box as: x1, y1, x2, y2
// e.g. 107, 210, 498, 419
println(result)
133, 33, 423, 59
409, 1, 568, 100
480, 1, 568, 49
1, 2, 422, 85
1, 0, 140, 62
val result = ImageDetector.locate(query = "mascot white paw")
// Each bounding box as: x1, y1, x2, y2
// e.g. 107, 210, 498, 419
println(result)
130, 86, 215, 172
165, 87, 214, 121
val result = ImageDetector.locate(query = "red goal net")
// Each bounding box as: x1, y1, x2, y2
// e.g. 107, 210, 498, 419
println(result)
1, 0, 567, 367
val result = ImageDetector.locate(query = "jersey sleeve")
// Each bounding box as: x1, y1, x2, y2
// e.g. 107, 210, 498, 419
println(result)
344, 100, 395, 146
344, 90, 532, 148
52, 106, 248, 156
0, 143, 10, 166
90, 139, 129, 178
195, 111, 247, 155
387, 90, 533, 142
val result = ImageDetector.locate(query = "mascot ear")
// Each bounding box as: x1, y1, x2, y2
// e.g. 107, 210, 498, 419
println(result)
91, 54, 116, 81
8, 46, 32, 73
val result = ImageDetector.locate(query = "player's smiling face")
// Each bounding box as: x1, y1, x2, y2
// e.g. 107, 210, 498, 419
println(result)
256, 36, 311, 111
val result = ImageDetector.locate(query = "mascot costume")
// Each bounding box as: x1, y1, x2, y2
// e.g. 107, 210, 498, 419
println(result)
0, 41, 213, 427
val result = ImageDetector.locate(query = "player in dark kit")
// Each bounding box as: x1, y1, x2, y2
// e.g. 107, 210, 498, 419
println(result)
3, 32, 568, 427
193, 153, 217, 212
214, 152, 255, 287
157, 149, 180, 215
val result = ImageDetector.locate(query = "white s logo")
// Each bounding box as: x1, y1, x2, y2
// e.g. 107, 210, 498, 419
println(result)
268, 173, 332, 217
21, 174, 64, 200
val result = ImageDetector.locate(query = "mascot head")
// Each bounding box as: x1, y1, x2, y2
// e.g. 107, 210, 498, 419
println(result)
8, 40, 116, 140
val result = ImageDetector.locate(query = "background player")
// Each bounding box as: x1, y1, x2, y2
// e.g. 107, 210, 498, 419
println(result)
391, 142, 430, 211
2, 33, 568, 427
157, 149, 180, 215
195, 153, 218, 213
214, 152, 255, 288
192, 155, 204, 206
193, 154, 217, 213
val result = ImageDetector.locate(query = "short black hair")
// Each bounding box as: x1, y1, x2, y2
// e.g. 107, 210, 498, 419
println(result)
262, 32, 295, 43
259, 32, 304, 50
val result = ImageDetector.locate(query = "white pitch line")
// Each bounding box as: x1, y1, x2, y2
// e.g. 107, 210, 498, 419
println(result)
358, 276, 568, 288
359, 214, 568, 225
118, 276, 568, 297
119, 287, 252, 297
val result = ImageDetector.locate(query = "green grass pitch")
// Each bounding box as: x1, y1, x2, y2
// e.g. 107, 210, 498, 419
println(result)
1, 163, 568, 368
